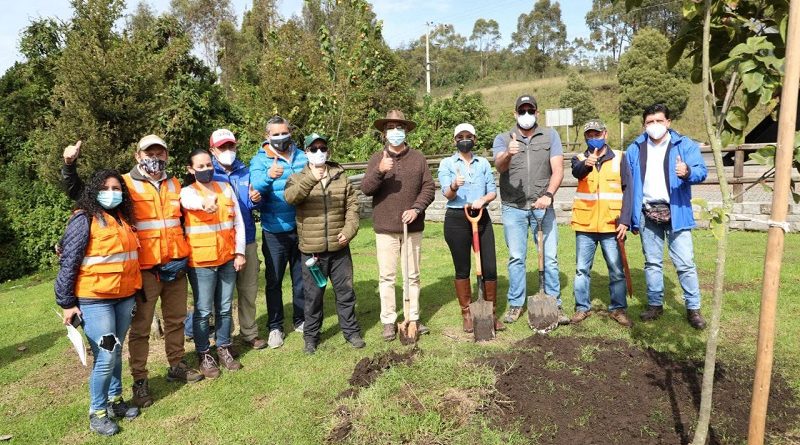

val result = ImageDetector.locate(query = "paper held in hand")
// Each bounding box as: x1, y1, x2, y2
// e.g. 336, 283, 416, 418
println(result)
54, 310, 87, 366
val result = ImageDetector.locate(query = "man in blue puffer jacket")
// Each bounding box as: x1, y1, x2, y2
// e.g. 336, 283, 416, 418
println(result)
625, 103, 708, 330
250, 116, 309, 348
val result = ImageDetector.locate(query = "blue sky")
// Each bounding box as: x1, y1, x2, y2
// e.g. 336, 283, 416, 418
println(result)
0, 0, 594, 74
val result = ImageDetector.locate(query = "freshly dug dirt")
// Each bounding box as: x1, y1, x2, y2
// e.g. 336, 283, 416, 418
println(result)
484, 335, 799, 445
338, 348, 417, 399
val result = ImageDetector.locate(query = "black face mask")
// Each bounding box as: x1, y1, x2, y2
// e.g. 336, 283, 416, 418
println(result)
456, 139, 474, 153
270, 135, 292, 152
194, 169, 214, 184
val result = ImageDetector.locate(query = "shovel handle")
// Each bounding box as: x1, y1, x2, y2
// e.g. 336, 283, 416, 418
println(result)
535, 215, 545, 271
617, 235, 633, 298
465, 205, 483, 276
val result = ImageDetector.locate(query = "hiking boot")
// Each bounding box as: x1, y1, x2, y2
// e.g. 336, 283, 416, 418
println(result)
294, 322, 305, 333
382, 323, 397, 342
217, 346, 242, 371
483, 280, 506, 332
247, 337, 267, 350
267, 329, 285, 349
640, 305, 664, 322
166, 360, 204, 383
347, 333, 366, 349
557, 307, 570, 325
107, 396, 139, 420
570, 310, 592, 325
198, 352, 221, 379
89, 410, 119, 436
131, 379, 153, 408
304, 339, 317, 355
454, 278, 473, 333
609, 309, 633, 328
417, 323, 430, 335
687, 309, 707, 330
504, 306, 524, 323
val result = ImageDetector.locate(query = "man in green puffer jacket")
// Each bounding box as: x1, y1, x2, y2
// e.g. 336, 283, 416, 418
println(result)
284, 133, 363, 354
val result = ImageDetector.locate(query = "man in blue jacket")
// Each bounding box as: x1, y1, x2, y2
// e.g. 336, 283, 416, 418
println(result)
625, 103, 707, 329
250, 116, 308, 348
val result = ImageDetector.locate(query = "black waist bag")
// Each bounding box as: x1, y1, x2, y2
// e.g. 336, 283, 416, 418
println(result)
644, 202, 671, 224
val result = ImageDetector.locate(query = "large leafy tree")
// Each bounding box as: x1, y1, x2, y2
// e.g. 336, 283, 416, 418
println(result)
470, 18, 501, 78
558, 74, 599, 141
510, 0, 568, 73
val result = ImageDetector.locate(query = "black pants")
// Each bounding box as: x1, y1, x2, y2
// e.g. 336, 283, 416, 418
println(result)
443, 208, 497, 281
301, 247, 360, 343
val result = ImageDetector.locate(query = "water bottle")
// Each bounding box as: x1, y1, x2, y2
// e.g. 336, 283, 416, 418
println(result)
306, 256, 327, 288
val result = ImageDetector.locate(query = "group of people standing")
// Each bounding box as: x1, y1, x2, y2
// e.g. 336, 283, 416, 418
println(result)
54, 94, 708, 436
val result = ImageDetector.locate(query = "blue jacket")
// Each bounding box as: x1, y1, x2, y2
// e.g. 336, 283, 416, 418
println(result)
249, 142, 308, 233
625, 129, 707, 232
212, 157, 259, 244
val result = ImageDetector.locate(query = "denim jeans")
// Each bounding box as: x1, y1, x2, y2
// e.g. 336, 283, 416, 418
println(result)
80, 296, 135, 413
501, 205, 561, 307
640, 216, 702, 310
188, 260, 236, 353
573, 232, 627, 312
262, 230, 305, 331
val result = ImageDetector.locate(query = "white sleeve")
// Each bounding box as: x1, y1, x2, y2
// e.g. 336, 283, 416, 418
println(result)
180, 185, 204, 210
229, 184, 246, 255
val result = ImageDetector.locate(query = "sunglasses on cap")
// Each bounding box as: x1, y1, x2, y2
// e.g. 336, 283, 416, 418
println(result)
308, 145, 328, 153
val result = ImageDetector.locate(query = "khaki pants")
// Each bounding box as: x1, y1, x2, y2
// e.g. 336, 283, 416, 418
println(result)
376, 231, 422, 324
128, 272, 188, 380
237, 242, 261, 341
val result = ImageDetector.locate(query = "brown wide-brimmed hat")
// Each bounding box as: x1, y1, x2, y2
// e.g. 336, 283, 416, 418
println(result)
373, 109, 417, 132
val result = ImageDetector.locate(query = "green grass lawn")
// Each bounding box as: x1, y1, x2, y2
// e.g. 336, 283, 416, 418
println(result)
1, 220, 799, 444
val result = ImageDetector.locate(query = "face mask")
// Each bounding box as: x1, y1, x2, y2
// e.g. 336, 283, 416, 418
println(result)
646, 123, 668, 140
306, 150, 328, 167
139, 157, 166, 176
270, 134, 292, 152
97, 190, 123, 209
586, 138, 606, 151
216, 150, 236, 166
194, 169, 214, 184
517, 113, 536, 130
386, 128, 406, 147
456, 139, 474, 153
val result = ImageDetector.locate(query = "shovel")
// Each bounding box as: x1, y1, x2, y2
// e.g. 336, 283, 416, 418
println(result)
617, 234, 634, 298
397, 222, 418, 345
527, 213, 559, 333
465, 205, 495, 342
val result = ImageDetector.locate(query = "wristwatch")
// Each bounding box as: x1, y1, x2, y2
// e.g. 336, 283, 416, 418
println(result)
543, 191, 554, 199
414, 208, 421, 214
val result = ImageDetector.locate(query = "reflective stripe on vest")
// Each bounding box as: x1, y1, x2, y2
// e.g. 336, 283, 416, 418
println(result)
183, 181, 236, 267
571, 150, 624, 233
82, 250, 139, 266
135, 218, 182, 231
184, 221, 235, 235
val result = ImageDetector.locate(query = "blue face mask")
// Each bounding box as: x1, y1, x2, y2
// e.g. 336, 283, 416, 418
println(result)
97, 190, 123, 209
386, 128, 406, 147
586, 138, 606, 151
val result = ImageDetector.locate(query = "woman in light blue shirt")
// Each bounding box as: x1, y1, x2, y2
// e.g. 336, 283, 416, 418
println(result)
438, 123, 505, 334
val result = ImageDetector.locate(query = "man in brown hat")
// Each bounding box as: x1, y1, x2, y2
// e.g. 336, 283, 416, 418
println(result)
361, 110, 436, 341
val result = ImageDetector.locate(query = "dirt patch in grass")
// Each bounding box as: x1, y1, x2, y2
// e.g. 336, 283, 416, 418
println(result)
484, 335, 800, 445
337, 348, 417, 399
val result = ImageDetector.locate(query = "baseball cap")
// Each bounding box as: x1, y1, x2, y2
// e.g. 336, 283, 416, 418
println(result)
209, 129, 237, 148
453, 123, 476, 137
583, 120, 607, 133
515, 94, 537, 111
137, 134, 167, 151
303, 133, 328, 148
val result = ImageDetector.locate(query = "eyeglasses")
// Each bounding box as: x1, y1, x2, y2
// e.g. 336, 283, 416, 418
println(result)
308, 146, 328, 153
517, 109, 536, 116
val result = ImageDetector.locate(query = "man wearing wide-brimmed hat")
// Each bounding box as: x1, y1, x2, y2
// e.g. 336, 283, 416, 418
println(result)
361, 110, 436, 342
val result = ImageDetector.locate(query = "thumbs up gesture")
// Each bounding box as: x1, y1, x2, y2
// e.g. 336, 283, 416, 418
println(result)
379, 150, 394, 173
453, 167, 465, 189
508, 132, 520, 156
268, 155, 284, 179
202, 194, 218, 213
248, 184, 261, 203
675, 154, 689, 179
63, 140, 82, 165
585, 152, 599, 168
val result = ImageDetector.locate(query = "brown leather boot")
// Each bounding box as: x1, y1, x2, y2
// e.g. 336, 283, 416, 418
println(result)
454, 279, 473, 333
483, 280, 506, 331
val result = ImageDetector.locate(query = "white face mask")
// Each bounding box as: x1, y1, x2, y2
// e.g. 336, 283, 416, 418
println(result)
307, 150, 328, 167
517, 113, 536, 130
216, 150, 236, 166
646, 123, 668, 141
386, 128, 406, 147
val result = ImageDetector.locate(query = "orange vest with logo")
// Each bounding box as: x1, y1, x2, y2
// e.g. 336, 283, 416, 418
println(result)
571, 150, 624, 233
183, 181, 236, 268
74, 212, 143, 298
123, 174, 190, 269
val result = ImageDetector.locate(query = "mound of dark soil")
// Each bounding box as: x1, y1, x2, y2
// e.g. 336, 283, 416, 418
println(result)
484, 335, 799, 445
338, 348, 417, 399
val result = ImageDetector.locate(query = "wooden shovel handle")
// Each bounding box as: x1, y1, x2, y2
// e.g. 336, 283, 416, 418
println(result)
464, 205, 483, 277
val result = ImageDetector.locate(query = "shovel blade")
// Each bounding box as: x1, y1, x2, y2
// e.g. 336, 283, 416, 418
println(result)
527, 293, 559, 333
398, 320, 417, 345
470, 277, 495, 342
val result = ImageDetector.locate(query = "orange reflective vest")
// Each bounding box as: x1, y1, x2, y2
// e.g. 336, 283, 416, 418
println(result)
123, 174, 190, 269
571, 150, 624, 233
74, 212, 142, 298
183, 181, 236, 268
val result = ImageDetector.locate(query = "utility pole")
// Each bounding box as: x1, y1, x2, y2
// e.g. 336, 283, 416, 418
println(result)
425, 21, 433, 94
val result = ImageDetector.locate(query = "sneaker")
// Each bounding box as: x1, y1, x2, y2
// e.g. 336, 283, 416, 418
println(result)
267, 329, 285, 349
89, 410, 119, 436
107, 396, 139, 420
687, 309, 707, 330
247, 337, 267, 350
304, 339, 317, 355
504, 306, 523, 323
570, 310, 592, 325
382, 323, 396, 342
609, 309, 633, 328
294, 322, 305, 333
640, 305, 664, 322
131, 379, 153, 408
417, 323, 430, 335
557, 307, 570, 325
217, 346, 242, 371
347, 333, 366, 349
198, 352, 221, 379
166, 360, 204, 383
